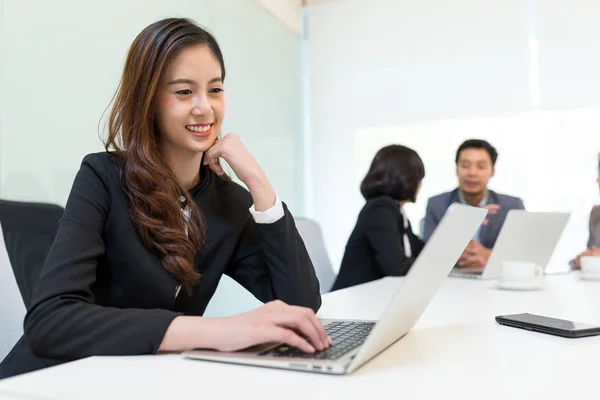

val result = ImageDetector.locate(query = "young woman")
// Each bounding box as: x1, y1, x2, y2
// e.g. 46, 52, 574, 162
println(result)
0, 18, 329, 379
331, 145, 425, 291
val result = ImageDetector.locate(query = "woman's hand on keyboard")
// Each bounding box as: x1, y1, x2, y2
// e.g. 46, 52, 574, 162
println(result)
213, 300, 332, 353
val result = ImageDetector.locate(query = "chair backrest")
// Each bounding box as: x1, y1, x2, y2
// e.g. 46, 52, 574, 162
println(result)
0, 199, 64, 308
0, 219, 26, 363
294, 218, 336, 293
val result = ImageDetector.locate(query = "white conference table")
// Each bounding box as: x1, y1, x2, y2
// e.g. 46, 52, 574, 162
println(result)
1, 272, 600, 399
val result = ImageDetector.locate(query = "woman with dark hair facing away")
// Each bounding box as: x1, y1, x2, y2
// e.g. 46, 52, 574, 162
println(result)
0, 18, 329, 379
331, 145, 425, 291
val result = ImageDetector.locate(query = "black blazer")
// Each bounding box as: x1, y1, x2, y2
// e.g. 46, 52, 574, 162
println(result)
331, 196, 424, 291
0, 152, 320, 379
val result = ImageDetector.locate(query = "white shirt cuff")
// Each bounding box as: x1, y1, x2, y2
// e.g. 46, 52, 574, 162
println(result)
249, 195, 284, 224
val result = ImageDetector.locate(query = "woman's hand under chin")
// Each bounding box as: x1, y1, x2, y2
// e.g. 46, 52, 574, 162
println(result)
202, 133, 259, 180
203, 133, 276, 211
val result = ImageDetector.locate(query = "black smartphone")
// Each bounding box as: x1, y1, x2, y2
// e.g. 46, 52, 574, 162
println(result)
495, 313, 600, 338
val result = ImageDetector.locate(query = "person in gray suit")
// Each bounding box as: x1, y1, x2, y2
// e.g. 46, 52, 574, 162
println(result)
572, 155, 600, 268
422, 139, 525, 268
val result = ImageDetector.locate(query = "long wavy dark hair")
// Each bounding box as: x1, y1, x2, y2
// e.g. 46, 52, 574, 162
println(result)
104, 18, 226, 294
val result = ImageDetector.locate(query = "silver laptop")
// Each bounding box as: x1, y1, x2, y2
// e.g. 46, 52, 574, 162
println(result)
449, 210, 570, 280
183, 204, 487, 375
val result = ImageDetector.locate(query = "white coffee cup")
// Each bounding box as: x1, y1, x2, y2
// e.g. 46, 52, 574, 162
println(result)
580, 256, 600, 276
500, 261, 543, 284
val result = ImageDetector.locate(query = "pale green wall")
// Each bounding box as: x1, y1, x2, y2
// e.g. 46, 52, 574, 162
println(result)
0, 0, 304, 214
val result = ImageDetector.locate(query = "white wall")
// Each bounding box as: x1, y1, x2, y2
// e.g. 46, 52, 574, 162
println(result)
307, 0, 600, 272
0, 0, 304, 214
255, 0, 302, 34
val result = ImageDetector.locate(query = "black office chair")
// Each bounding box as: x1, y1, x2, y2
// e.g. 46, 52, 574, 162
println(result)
0, 199, 64, 308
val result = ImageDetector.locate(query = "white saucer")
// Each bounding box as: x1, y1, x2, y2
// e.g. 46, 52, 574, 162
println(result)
580, 272, 600, 281
495, 279, 545, 291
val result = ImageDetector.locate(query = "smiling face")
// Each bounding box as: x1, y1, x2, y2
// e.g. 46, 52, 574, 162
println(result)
155, 45, 225, 160
456, 148, 495, 196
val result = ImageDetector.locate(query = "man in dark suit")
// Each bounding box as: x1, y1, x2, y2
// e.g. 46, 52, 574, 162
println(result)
423, 139, 525, 268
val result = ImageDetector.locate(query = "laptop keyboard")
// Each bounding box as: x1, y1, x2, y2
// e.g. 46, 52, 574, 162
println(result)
259, 321, 376, 360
